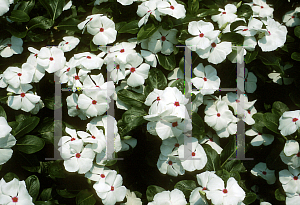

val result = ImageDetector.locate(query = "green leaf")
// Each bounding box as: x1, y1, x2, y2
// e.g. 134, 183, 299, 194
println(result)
92, 4, 113, 14
230, 20, 247, 32
13, 116, 40, 138
170, 79, 185, 94
157, 53, 176, 71
25, 175, 40, 202
16, 135, 45, 154
223, 159, 247, 173
146, 185, 165, 202
221, 32, 244, 45
244, 50, 258, 64
263, 113, 279, 134
137, 23, 159, 40
203, 144, 221, 171
237, 4, 253, 20
76, 189, 96, 205
17, 0, 35, 14
28, 16, 54, 30
146, 68, 167, 90
191, 112, 206, 140
16, 113, 31, 123
9, 10, 30, 22
275, 188, 285, 201
174, 180, 197, 198
188, 0, 199, 14
26, 30, 48, 42
291, 52, 300, 61
56, 18, 81, 31
179, 57, 185, 75
36, 117, 54, 144
44, 96, 56, 110
118, 20, 139, 34
49, 160, 66, 178
39, 0, 64, 20
117, 89, 146, 108
243, 192, 257, 205
290, 91, 300, 108
0, 105, 7, 120
56, 188, 76, 198
294, 26, 300, 38
196, 9, 220, 17
5, 25, 27, 38
3, 172, 19, 182
220, 137, 237, 167
272, 101, 289, 117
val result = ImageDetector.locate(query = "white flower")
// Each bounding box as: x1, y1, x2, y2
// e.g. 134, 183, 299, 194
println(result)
59, 140, 95, 174
77, 14, 103, 33
144, 88, 165, 113
178, 137, 207, 172
199, 132, 223, 154
235, 18, 263, 37
78, 125, 106, 153
279, 166, 300, 194
191, 91, 204, 113
195, 38, 232, 64
279, 110, 300, 136
156, 0, 186, 19
37, 47, 66, 73
244, 68, 257, 93
58, 36, 80, 52
122, 190, 142, 205
245, 127, 274, 146
216, 115, 238, 138
86, 15, 117, 46
186, 20, 220, 50
286, 191, 300, 205
7, 84, 41, 112
105, 42, 137, 64
30, 98, 44, 115
251, 162, 276, 184
3, 64, 34, 88
0, 133, 16, 165
257, 18, 287, 52
243, 105, 257, 125
160, 134, 184, 156
191, 63, 220, 95
94, 0, 109, 5
0, 0, 11, 16
207, 176, 245, 205
120, 137, 137, 151
0, 178, 34, 205
66, 68, 89, 91
106, 56, 126, 83
196, 171, 219, 192
0, 74, 7, 88
26, 53, 46, 83
141, 50, 158, 67
56, 57, 78, 84
137, 0, 162, 27
157, 154, 185, 176
93, 170, 127, 205
125, 53, 150, 87
167, 67, 184, 86
74, 52, 104, 70
0, 36, 23, 58
268, 63, 294, 85
117, 0, 137, 5
66, 93, 87, 120
148, 27, 178, 55
85, 164, 112, 182
280, 140, 300, 169
189, 187, 208, 205
148, 189, 187, 205
211, 4, 237, 28
249, 0, 274, 18
0, 117, 12, 138
204, 100, 234, 131
283, 8, 300, 27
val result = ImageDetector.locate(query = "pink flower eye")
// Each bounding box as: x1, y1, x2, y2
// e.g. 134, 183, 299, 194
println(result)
65, 42, 69, 44
294, 176, 298, 180
75, 153, 81, 158
203, 77, 207, 81
168, 161, 173, 165
157, 96, 160, 101
199, 33, 204, 37
7, 44, 12, 47
222, 12, 226, 14
170, 5, 174, 10
100, 28, 104, 32
76, 105, 80, 110
92, 100, 97, 105
130, 67, 136, 73
75, 76, 80, 80
243, 29, 248, 31
223, 189, 228, 193
211, 43, 216, 47
262, 171, 267, 175
172, 122, 178, 127
12, 197, 18, 202
261, 6, 264, 8
293, 118, 298, 122
20, 93, 25, 97
217, 113, 221, 117
87, 56, 91, 59
17, 73, 22, 76
174, 101, 180, 107
116, 65, 120, 69
174, 143, 179, 147
161, 36, 166, 41
120, 49, 125, 53
111, 186, 114, 191
292, 16, 295, 18
49, 57, 54, 61
191, 152, 195, 156
101, 174, 105, 178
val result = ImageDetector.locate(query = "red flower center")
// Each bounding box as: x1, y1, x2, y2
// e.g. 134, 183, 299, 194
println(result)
70, 138, 76, 141
211, 42, 216, 48
34, 54, 38, 57
116, 64, 120, 69
161, 36, 166, 41
130, 67, 136, 73
262, 171, 267, 175
261, 6, 264, 8
294, 176, 298, 180
174, 101, 180, 107
90, 18, 93, 21
297, 152, 300, 157
157, 96, 160, 101
223, 189, 228, 193
236, 99, 240, 103
191, 152, 196, 156
209, 138, 213, 142
100, 28, 104, 32
170, 5, 174, 10
217, 113, 221, 117
222, 12, 226, 14
7, 44, 12, 47
17, 73, 22, 76
203, 77, 207, 81
20, 93, 25, 97
92, 135, 96, 139
168, 161, 173, 165
202, 187, 207, 191
49, 57, 54, 61
253, 3, 257, 6
247, 110, 251, 114
293, 118, 298, 122
243, 29, 248, 31
12, 197, 18, 202
92, 100, 97, 105
258, 132, 262, 135
172, 122, 178, 127
199, 33, 204, 37
75, 75, 80, 80
292, 16, 295, 18
174, 143, 179, 147
65, 42, 69, 44
75, 153, 81, 158
76, 105, 80, 110
111, 186, 114, 191
101, 174, 105, 178
87, 56, 91, 59
120, 49, 125, 53
67, 67, 70, 72
268, 31, 271, 35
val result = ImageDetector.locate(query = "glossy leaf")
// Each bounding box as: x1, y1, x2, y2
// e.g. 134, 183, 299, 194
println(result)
263, 113, 279, 134
174, 180, 197, 198
28, 16, 54, 30
137, 23, 159, 40
25, 175, 40, 202
117, 89, 146, 108
203, 144, 221, 171
146, 185, 165, 202
39, 0, 64, 20
9, 10, 30, 22
118, 20, 139, 34
13, 116, 40, 138
146, 68, 167, 90
16, 135, 45, 154
76, 189, 96, 205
